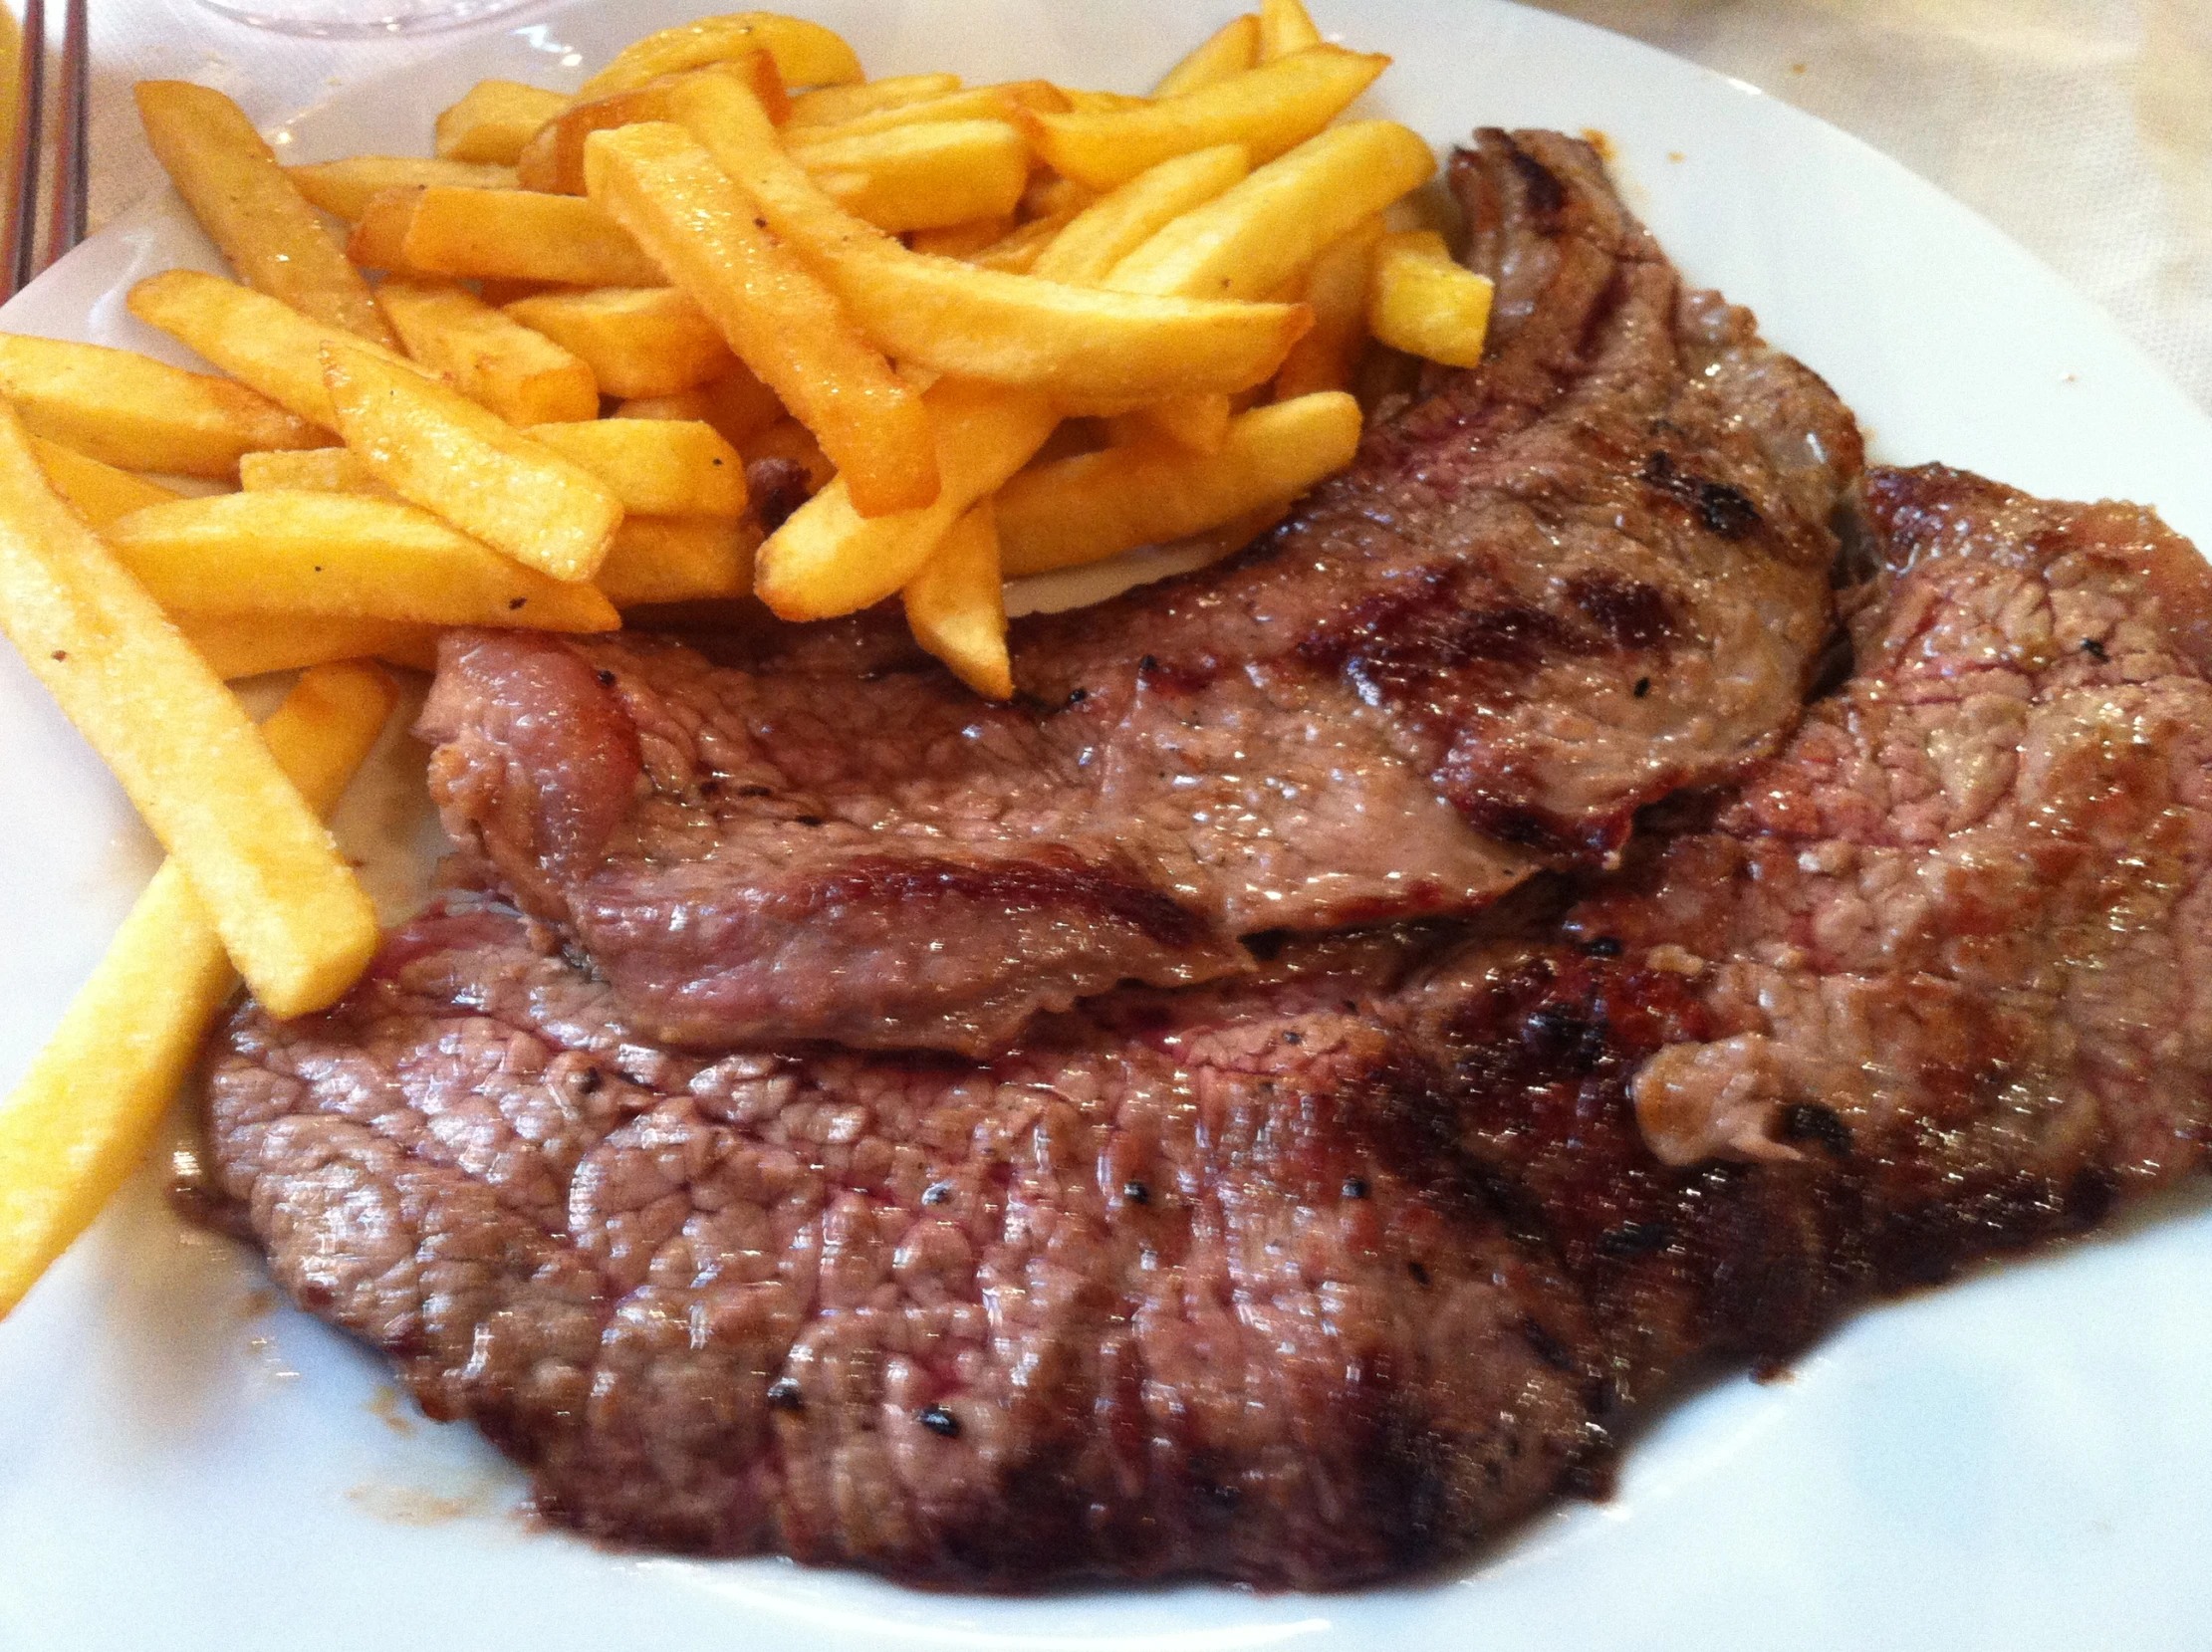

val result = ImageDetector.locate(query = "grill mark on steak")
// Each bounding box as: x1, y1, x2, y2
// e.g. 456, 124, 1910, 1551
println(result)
418, 128, 1860, 1057
209, 463, 2212, 1586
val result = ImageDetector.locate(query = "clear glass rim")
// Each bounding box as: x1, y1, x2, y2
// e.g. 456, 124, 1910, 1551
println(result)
190, 0, 541, 39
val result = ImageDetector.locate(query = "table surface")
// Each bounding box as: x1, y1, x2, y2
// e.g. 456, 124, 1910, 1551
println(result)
31, 0, 2206, 420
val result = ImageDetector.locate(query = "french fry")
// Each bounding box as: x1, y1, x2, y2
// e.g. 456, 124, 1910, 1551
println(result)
578, 12, 860, 100
908, 215, 1018, 260
1023, 47, 1387, 189
401, 187, 665, 288
964, 212, 1076, 274
1258, 0, 1326, 60
756, 378, 1058, 619
30, 438, 181, 529
995, 390, 1360, 575
322, 340, 624, 582
375, 279, 602, 426
522, 418, 749, 517
1106, 121, 1434, 303
1152, 14, 1261, 97
434, 79, 574, 164
1030, 143, 1250, 284
1061, 90, 1152, 116
782, 81, 1063, 142
287, 155, 516, 219
344, 186, 425, 272
126, 269, 428, 431
0, 660, 398, 1318
1021, 171, 1100, 220
238, 445, 394, 498
596, 515, 759, 606
786, 73, 960, 127
901, 498, 1009, 699
513, 55, 787, 194
0, 333, 325, 478
502, 287, 737, 399
1273, 214, 1384, 398
244, 437, 728, 530
1366, 229, 1495, 368
617, 364, 786, 448
585, 119, 939, 517
183, 615, 440, 678
134, 82, 398, 350
0, 403, 380, 1017
1113, 393, 1233, 454
104, 491, 620, 631
801, 118, 1032, 233
669, 79, 1311, 400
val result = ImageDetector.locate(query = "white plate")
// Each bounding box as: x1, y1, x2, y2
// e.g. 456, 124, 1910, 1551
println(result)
6, 4, 2212, 1647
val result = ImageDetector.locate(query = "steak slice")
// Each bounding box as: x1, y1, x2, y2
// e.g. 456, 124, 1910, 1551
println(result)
419, 128, 1858, 1057
208, 464, 2212, 1586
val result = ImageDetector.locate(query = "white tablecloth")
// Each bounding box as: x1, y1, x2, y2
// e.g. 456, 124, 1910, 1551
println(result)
45, 0, 2212, 413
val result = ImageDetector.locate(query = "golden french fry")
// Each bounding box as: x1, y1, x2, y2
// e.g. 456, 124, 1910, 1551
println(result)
1367, 229, 1495, 368
502, 287, 737, 399
375, 279, 602, 425
1061, 90, 1152, 116
104, 491, 620, 631
1113, 393, 1232, 453
618, 364, 787, 447
1152, 14, 1260, 97
908, 215, 1018, 260
996, 390, 1359, 575
134, 82, 397, 350
756, 378, 1058, 619
901, 498, 1009, 699
786, 73, 960, 127
579, 12, 860, 100
1021, 171, 1099, 220
585, 120, 939, 517
0, 659, 399, 1318
670, 79, 1310, 399
401, 187, 665, 288
0, 333, 325, 478
1258, 0, 1325, 60
1107, 121, 1434, 303
799, 119, 1031, 233
523, 418, 749, 517
964, 212, 1076, 274
1273, 214, 1384, 398
513, 54, 787, 194
30, 437, 181, 529
1030, 143, 1250, 284
344, 186, 425, 273
238, 445, 394, 498
183, 614, 440, 678
1024, 46, 1387, 189
322, 340, 623, 582
782, 81, 1062, 142
0, 403, 380, 1017
126, 269, 428, 431
597, 515, 759, 605
434, 79, 574, 164
287, 155, 516, 219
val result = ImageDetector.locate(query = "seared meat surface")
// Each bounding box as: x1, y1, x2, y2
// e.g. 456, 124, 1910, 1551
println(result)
207, 465, 2212, 1587
419, 129, 1858, 1057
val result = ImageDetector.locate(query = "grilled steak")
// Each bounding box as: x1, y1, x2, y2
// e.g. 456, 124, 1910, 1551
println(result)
207, 465, 2212, 1588
418, 128, 1859, 1057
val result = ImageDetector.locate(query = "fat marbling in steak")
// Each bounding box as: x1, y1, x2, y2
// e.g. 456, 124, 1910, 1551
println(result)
417, 129, 1861, 1057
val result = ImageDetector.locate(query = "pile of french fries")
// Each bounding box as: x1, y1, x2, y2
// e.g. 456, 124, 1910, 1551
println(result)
0, 0, 1496, 1317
